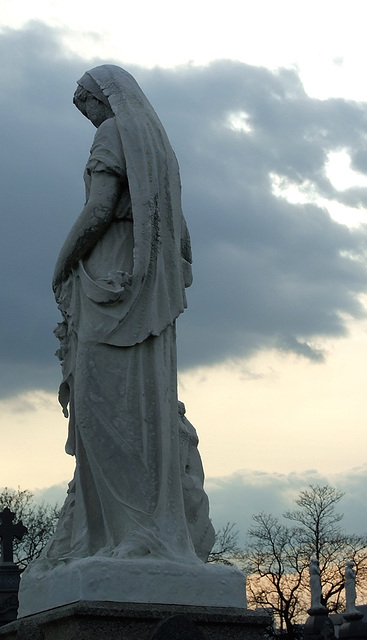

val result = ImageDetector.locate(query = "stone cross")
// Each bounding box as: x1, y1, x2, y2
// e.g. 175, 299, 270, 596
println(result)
0, 507, 28, 564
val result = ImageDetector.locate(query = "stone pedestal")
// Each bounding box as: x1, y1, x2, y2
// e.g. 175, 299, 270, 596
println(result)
340, 612, 367, 639
304, 606, 336, 640
0, 601, 272, 640
17, 558, 246, 617
0, 564, 21, 626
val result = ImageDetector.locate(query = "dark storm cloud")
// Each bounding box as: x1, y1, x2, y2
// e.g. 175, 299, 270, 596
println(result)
135, 64, 367, 366
1, 23, 367, 397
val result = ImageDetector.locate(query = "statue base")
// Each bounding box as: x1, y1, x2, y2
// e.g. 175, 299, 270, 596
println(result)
340, 611, 367, 639
0, 601, 272, 640
304, 607, 336, 640
17, 558, 246, 617
0, 563, 21, 626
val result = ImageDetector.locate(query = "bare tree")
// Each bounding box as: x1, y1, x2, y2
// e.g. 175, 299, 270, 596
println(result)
208, 522, 242, 565
245, 513, 308, 639
284, 485, 344, 560
284, 485, 367, 611
245, 485, 367, 639
0, 487, 60, 570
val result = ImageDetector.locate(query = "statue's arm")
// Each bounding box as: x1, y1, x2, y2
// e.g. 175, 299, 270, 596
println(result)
52, 171, 122, 294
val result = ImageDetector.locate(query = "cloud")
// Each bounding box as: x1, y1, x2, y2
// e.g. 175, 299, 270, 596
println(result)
31, 465, 367, 548
1, 23, 367, 397
34, 482, 69, 507
206, 466, 367, 547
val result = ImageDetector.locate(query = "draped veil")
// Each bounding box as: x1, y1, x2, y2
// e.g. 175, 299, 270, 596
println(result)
42, 65, 213, 565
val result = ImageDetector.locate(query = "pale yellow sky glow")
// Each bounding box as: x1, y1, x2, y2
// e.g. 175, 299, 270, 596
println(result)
180, 318, 367, 478
0, 391, 75, 490
1, 318, 366, 491
1, 0, 367, 498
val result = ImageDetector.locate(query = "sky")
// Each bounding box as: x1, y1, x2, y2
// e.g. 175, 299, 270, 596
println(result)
1, 0, 367, 542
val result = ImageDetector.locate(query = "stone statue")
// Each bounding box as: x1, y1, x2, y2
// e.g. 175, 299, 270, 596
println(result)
345, 561, 359, 614
178, 401, 215, 560
48, 63, 211, 564
18, 66, 245, 616
309, 558, 323, 610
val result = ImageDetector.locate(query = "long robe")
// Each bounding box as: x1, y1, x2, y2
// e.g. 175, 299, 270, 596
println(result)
44, 67, 212, 564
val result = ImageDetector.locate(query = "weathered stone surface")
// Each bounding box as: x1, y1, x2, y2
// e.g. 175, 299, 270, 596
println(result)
149, 614, 205, 639
19, 64, 229, 618
309, 558, 324, 611
18, 558, 246, 616
0, 601, 272, 640
340, 612, 367, 640
345, 562, 360, 616
304, 608, 336, 640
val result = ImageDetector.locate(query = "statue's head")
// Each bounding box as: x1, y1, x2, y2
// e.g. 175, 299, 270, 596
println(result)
73, 77, 113, 128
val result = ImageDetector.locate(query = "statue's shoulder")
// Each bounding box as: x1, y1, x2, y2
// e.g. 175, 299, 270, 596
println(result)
87, 116, 125, 176
94, 116, 118, 141
90, 116, 123, 159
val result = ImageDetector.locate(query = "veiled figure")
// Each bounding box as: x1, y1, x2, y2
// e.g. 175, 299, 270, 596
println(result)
309, 558, 323, 609
345, 561, 358, 614
46, 65, 214, 564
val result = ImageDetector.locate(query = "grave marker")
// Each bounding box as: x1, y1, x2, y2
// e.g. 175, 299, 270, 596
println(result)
0, 508, 27, 625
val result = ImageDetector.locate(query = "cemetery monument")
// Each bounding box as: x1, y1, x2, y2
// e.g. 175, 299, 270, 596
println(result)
339, 562, 367, 639
309, 558, 323, 610
0, 65, 272, 638
16, 65, 247, 616
345, 561, 359, 616
0, 508, 27, 625
304, 558, 336, 640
